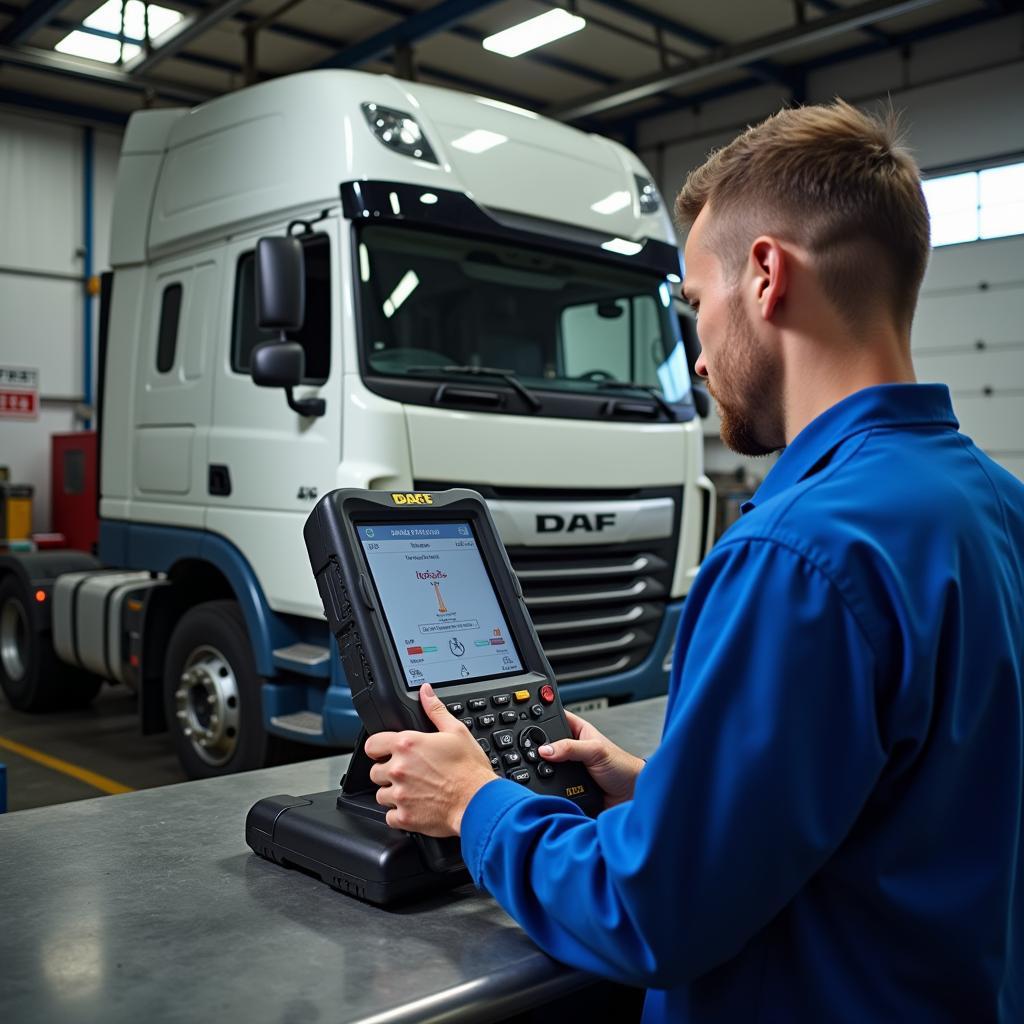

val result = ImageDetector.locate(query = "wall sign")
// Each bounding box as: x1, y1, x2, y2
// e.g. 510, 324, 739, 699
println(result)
0, 366, 39, 419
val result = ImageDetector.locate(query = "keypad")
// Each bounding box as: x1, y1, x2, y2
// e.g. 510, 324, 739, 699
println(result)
460, 717, 474, 730
467, 698, 488, 712
477, 738, 491, 753
513, 689, 531, 703
490, 756, 502, 773
529, 704, 544, 720
477, 713, 497, 729
491, 693, 512, 707
502, 751, 522, 767
446, 702, 465, 716
493, 731, 515, 749
523, 749, 540, 764
499, 710, 518, 725
509, 769, 531, 785
537, 762, 555, 779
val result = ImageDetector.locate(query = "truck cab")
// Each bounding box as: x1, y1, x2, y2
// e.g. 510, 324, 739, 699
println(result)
0, 70, 714, 778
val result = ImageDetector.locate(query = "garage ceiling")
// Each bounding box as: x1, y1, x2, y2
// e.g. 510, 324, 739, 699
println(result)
0, 0, 1019, 133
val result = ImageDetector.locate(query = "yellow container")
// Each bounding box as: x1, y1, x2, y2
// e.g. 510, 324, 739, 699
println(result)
0, 484, 33, 541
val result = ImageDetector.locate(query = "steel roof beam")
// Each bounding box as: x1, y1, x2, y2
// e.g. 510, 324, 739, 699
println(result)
128, 0, 254, 76
600, 6, 1007, 142
0, 84, 130, 123
805, 0, 891, 44
589, 0, 795, 90
317, 0, 502, 69
0, 0, 75, 45
0, 41, 213, 101
355, 0, 616, 84
550, 0, 945, 122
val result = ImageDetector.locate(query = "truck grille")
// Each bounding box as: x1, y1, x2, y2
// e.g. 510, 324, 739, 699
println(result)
417, 482, 682, 688
506, 545, 671, 684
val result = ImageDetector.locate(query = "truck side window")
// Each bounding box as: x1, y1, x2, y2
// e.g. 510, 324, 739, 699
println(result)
156, 283, 183, 373
231, 232, 331, 384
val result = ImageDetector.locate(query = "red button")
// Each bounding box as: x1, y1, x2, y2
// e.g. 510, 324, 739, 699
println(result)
539, 684, 555, 705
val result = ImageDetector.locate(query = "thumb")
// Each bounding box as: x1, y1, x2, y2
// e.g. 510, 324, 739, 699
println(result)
419, 682, 460, 733
539, 737, 601, 766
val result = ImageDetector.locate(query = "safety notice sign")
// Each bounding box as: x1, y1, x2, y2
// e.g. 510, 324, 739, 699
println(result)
0, 367, 39, 419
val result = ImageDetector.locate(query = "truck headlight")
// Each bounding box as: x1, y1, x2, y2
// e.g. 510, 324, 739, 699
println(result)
361, 102, 438, 164
635, 174, 661, 214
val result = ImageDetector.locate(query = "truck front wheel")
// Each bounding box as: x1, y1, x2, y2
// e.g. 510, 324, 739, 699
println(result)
0, 575, 103, 711
163, 600, 272, 778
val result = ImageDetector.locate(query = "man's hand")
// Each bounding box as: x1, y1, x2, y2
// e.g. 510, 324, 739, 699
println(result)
364, 683, 497, 837
539, 711, 644, 809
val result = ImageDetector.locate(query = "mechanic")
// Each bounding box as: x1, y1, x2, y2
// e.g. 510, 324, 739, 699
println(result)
365, 101, 1024, 1022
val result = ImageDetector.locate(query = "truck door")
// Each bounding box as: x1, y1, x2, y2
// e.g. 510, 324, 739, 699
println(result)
132, 251, 220, 526
206, 224, 341, 610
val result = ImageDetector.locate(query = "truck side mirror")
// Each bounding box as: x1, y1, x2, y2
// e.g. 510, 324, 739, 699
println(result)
256, 236, 305, 332
251, 341, 325, 418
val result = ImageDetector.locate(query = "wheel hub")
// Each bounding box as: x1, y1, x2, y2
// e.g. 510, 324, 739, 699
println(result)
174, 644, 240, 767
0, 596, 28, 683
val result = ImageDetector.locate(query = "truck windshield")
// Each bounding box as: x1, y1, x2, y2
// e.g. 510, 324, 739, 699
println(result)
356, 226, 691, 404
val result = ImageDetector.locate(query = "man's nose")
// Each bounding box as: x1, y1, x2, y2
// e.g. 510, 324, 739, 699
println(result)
694, 351, 708, 379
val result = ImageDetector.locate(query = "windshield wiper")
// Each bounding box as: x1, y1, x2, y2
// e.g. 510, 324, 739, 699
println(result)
589, 380, 678, 420
405, 365, 542, 412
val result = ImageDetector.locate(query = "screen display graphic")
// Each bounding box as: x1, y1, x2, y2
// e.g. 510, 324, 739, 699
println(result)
358, 522, 524, 688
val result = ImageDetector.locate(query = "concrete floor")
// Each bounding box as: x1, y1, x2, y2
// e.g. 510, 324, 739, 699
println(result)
0, 683, 339, 813
0, 683, 185, 812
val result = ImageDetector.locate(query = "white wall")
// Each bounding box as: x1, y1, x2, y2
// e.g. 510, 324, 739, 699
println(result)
638, 12, 1024, 484
0, 109, 122, 533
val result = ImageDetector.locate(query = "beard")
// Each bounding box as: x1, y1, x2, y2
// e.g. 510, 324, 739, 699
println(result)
707, 296, 785, 457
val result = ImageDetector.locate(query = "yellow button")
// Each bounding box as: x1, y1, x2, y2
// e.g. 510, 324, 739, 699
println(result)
513, 689, 531, 703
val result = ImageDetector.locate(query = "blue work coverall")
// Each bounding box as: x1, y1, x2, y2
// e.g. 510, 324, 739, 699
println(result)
461, 383, 1024, 1022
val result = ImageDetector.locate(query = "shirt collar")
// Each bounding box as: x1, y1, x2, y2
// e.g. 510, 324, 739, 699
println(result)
741, 383, 959, 514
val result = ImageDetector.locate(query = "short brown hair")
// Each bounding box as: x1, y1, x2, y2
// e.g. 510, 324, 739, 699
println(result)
675, 100, 930, 331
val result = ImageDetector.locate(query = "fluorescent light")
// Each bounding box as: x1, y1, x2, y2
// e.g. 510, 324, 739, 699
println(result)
419, 193, 439, 205
383, 270, 419, 319
450, 129, 508, 154
388, 191, 402, 215
590, 190, 631, 215
666, 272, 682, 284
601, 237, 643, 256
359, 244, 371, 283
483, 9, 585, 58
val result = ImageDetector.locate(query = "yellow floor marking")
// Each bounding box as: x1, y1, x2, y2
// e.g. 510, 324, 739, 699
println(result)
0, 736, 134, 796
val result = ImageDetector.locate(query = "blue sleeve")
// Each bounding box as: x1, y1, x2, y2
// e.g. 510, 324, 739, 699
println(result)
459, 537, 886, 987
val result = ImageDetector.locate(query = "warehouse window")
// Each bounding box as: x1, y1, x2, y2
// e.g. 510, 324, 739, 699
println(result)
155, 283, 182, 374
231, 233, 331, 384
54, 1, 183, 65
923, 161, 1024, 247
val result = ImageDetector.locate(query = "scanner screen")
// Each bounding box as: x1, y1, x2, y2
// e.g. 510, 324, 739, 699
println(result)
358, 522, 525, 688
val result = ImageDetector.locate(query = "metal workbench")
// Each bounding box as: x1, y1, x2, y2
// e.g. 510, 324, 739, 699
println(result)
0, 697, 667, 1024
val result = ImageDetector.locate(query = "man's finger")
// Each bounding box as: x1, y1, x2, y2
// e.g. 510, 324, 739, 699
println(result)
564, 710, 588, 740
419, 682, 461, 733
364, 731, 399, 760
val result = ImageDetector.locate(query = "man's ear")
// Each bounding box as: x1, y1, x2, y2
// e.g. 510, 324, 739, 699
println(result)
749, 236, 788, 322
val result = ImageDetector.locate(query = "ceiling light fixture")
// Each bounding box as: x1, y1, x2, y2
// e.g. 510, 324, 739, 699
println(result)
482, 9, 585, 58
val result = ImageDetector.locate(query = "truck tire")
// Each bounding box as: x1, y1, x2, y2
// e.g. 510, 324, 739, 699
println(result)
0, 574, 103, 711
163, 600, 272, 779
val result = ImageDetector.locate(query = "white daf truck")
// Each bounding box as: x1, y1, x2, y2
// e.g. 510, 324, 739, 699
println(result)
0, 70, 714, 778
